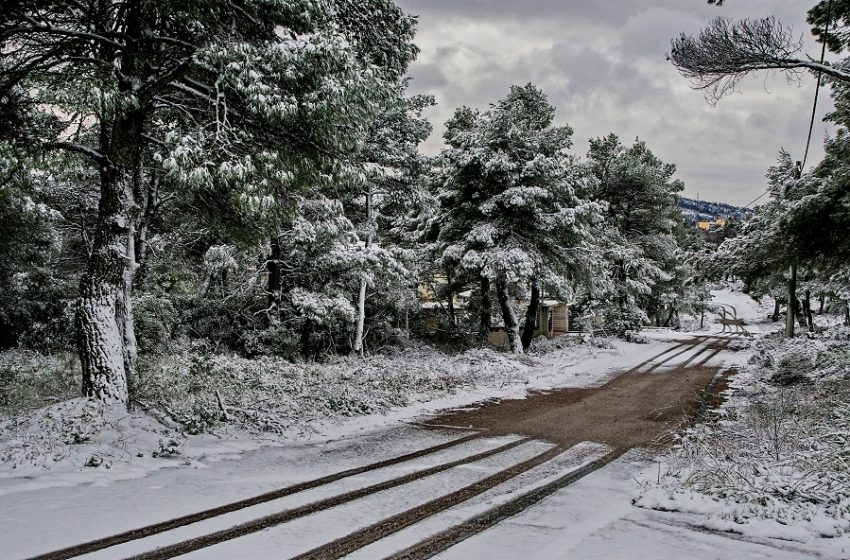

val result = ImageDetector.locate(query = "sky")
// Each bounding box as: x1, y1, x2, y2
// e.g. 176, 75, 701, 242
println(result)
394, 0, 835, 207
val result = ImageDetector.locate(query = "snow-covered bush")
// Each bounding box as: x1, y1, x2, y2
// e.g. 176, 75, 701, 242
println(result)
636, 328, 850, 540
133, 345, 530, 436
0, 351, 78, 414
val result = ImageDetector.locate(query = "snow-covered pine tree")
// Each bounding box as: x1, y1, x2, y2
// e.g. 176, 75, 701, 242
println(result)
587, 134, 684, 334
0, 0, 418, 403
350, 87, 435, 356
432, 84, 604, 353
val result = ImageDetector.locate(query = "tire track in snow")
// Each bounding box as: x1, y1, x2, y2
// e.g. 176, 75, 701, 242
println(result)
642, 336, 714, 374
117, 437, 531, 560
383, 448, 628, 560
290, 443, 570, 560
25, 433, 482, 560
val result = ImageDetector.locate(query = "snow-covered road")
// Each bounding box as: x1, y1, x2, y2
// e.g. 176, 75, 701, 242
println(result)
7, 330, 833, 560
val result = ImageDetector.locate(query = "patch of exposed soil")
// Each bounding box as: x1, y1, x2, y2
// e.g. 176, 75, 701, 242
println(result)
432, 365, 725, 448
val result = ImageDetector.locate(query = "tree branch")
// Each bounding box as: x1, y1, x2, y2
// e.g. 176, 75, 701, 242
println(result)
44, 142, 106, 163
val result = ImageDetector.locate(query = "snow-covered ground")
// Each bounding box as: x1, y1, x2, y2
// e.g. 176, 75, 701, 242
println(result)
0, 336, 667, 496
4, 286, 846, 559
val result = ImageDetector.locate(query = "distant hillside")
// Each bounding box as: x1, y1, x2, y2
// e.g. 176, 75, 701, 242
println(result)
677, 196, 752, 223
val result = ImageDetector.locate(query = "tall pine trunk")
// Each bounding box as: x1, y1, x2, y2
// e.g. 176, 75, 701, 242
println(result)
785, 264, 796, 338
479, 276, 491, 345
496, 279, 522, 354
354, 190, 373, 357
520, 277, 540, 351
804, 289, 814, 333
78, 112, 144, 404
134, 171, 160, 289
772, 299, 781, 322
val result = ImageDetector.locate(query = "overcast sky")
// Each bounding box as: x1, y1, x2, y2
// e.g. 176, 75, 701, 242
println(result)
394, 0, 835, 206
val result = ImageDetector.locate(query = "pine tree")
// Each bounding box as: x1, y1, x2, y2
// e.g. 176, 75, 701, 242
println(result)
0, 0, 418, 403
587, 134, 685, 334
432, 84, 604, 353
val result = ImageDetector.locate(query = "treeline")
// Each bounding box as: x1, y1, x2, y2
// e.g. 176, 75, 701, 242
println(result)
0, 1, 709, 405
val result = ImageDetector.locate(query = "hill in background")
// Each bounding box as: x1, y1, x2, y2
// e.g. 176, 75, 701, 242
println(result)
677, 196, 752, 225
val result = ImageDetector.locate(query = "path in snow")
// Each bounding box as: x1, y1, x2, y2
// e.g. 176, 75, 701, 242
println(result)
5, 331, 816, 560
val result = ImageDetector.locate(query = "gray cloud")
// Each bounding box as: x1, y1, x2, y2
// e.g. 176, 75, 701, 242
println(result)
396, 0, 834, 206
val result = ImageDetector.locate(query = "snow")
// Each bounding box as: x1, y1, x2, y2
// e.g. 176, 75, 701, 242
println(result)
0, 338, 642, 495
3, 288, 845, 559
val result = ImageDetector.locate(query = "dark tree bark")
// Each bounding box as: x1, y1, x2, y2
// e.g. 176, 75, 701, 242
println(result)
818, 295, 825, 314
479, 276, 491, 344
134, 171, 160, 289
772, 299, 781, 322
520, 277, 540, 351
445, 268, 457, 326
804, 289, 814, 332
795, 297, 808, 327
496, 279, 521, 354
78, 108, 146, 404
300, 320, 312, 361
267, 237, 282, 310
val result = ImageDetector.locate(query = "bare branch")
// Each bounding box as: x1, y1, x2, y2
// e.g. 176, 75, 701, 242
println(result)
669, 17, 850, 103
44, 141, 106, 163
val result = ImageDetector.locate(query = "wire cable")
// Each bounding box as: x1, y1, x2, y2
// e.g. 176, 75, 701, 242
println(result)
745, 0, 834, 209
801, 0, 834, 171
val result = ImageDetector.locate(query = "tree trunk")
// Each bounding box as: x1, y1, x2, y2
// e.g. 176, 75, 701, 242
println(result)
795, 297, 807, 327
445, 268, 457, 326
479, 276, 491, 345
614, 259, 627, 314
134, 172, 160, 289
845, 301, 850, 326
804, 289, 814, 333
818, 295, 825, 315
520, 277, 540, 351
353, 189, 373, 357
785, 263, 796, 338
300, 320, 312, 361
772, 299, 781, 322
496, 279, 522, 354
267, 237, 282, 310
78, 112, 145, 404
354, 278, 367, 357
663, 307, 675, 327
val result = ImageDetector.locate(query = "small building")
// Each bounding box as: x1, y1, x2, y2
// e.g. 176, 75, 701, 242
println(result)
486, 300, 571, 348
697, 217, 727, 230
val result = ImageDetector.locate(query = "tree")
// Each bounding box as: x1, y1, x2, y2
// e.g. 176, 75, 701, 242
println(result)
432, 84, 603, 353
670, 12, 850, 103
0, 0, 418, 403
587, 135, 684, 334
350, 88, 434, 356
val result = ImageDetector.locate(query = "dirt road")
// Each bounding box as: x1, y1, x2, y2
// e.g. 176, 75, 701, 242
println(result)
13, 334, 743, 560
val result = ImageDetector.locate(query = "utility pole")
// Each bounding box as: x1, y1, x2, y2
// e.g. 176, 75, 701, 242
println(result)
785, 161, 803, 338
786, 262, 796, 338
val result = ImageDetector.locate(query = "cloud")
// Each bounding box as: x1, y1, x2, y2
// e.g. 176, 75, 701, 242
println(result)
396, 0, 834, 206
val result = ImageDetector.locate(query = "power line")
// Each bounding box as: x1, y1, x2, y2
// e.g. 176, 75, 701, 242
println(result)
745, 0, 834, 210
801, 0, 834, 171
743, 189, 769, 209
